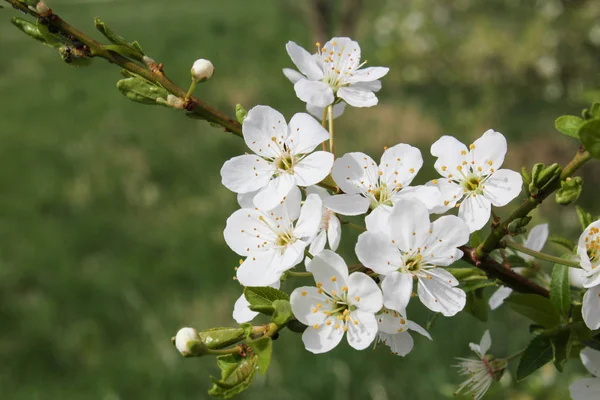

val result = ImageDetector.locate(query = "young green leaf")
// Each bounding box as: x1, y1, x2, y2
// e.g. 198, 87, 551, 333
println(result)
247, 337, 272, 374
550, 264, 571, 318
198, 327, 245, 350
517, 334, 554, 381
576, 206, 593, 231
579, 119, 600, 159
552, 329, 572, 372
555, 177, 583, 205
244, 287, 290, 316
547, 235, 575, 252
209, 354, 258, 398
117, 77, 169, 105
554, 115, 583, 138
94, 18, 144, 61
271, 299, 293, 326
505, 294, 561, 328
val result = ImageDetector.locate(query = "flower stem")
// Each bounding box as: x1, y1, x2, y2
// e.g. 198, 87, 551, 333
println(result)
207, 345, 244, 356
185, 78, 197, 101
504, 241, 580, 267
287, 271, 312, 277
321, 107, 328, 151
340, 220, 367, 232
504, 349, 524, 362
328, 105, 335, 156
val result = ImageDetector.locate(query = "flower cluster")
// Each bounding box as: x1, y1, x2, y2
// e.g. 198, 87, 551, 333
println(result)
218, 36, 524, 361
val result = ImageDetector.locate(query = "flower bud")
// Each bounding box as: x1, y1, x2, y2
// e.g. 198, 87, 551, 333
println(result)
191, 59, 214, 82
174, 327, 207, 357
35, 1, 52, 17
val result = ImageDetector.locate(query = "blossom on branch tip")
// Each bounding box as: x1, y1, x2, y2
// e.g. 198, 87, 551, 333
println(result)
175, 327, 204, 357
376, 308, 431, 357
569, 347, 600, 400
328, 144, 441, 217
454, 330, 507, 400
290, 250, 383, 354
220, 105, 333, 211
191, 59, 214, 82
355, 198, 469, 316
577, 220, 600, 330
427, 130, 522, 232
284, 37, 389, 108
224, 191, 322, 286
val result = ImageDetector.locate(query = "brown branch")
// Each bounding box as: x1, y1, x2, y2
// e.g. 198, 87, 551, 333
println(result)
460, 246, 550, 298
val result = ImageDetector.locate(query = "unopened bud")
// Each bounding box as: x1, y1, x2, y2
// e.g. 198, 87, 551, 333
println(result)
174, 327, 207, 357
35, 1, 52, 17
555, 176, 583, 205
236, 104, 248, 124
165, 94, 185, 110
191, 59, 214, 82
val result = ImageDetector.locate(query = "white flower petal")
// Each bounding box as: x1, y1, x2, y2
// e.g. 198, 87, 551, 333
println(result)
243, 105, 288, 158
302, 319, 345, 354
282, 67, 305, 84
583, 270, 600, 289
379, 143, 423, 188
355, 231, 402, 275
569, 378, 600, 400
379, 332, 414, 356
308, 250, 349, 294
236, 251, 286, 286
323, 194, 370, 216
295, 194, 323, 237
322, 37, 361, 69
458, 194, 492, 232
281, 185, 302, 221
290, 286, 329, 326
285, 41, 324, 80
426, 179, 463, 213
293, 152, 334, 187
431, 135, 469, 178
337, 86, 378, 107
346, 310, 378, 350
332, 152, 379, 195
581, 347, 600, 376
381, 272, 413, 316
471, 130, 507, 172
524, 223, 549, 252
307, 102, 346, 120
577, 221, 600, 271
233, 294, 259, 323
280, 240, 309, 269
353, 80, 382, 92
327, 215, 342, 251
388, 198, 430, 252
488, 286, 513, 310
417, 271, 466, 316
309, 230, 327, 255
237, 191, 257, 209
422, 215, 470, 266
306, 185, 330, 199
364, 205, 392, 234
294, 79, 335, 108
583, 285, 600, 330
407, 320, 432, 340
223, 208, 273, 256
570, 267, 587, 289
253, 173, 295, 211
220, 154, 274, 193
479, 330, 492, 356
287, 113, 330, 154
392, 185, 442, 212
347, 67, 389, 83
483, 169, 522, 207
347, 272, 383, 313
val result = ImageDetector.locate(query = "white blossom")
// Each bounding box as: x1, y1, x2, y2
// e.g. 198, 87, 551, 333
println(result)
570, 347, 600, 400
454, 330, 507, 400
427, 130, 522, 232
224, 192, 322, 286
329, 144, 441, 217
221, 105, 334, 211
191, 59, 214, 81
376, 308, 431, 357
290, 250, 383, 354
489, 223, 549, 310
175, 327, 201, 356
285, 37, 389, 108
577, 220, 600, 330
355, 198, 469, 316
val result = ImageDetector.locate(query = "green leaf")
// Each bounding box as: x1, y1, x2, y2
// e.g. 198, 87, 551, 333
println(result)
555, 115, 584, 138
469, 231, 481, 247
517, 334, 554, 381
552, 329, 572, 372
463, 288, 488, 322
247, 337, 272, 374
198, 327, 245, 350
555, 177, 583, 205
244, 287, 290, 316
94, 18, 144, 60
11, 17, 62, 48
576, 206, 593, 231
272, 300, 293, 326
550, 264, 571, 318
547, 235, 575, 252
208, 354, 257, 398
580, 119, 600, 159
505, 294, 561, 328
116, 77, 169, 105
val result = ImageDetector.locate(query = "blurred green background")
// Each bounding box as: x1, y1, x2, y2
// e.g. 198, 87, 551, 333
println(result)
1, 0, 599, 399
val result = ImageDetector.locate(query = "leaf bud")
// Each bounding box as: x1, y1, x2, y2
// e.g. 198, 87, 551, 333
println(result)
191, 59, 214, 82
555, 176, 583, 205
174, 327, 208, 357
117, 76, 169, 105
507, 216, 531, 235
236, 104, 248, 124
35, 1, 52, 17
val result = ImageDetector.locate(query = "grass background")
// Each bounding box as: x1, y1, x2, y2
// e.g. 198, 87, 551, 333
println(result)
0, 0, 599, 398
